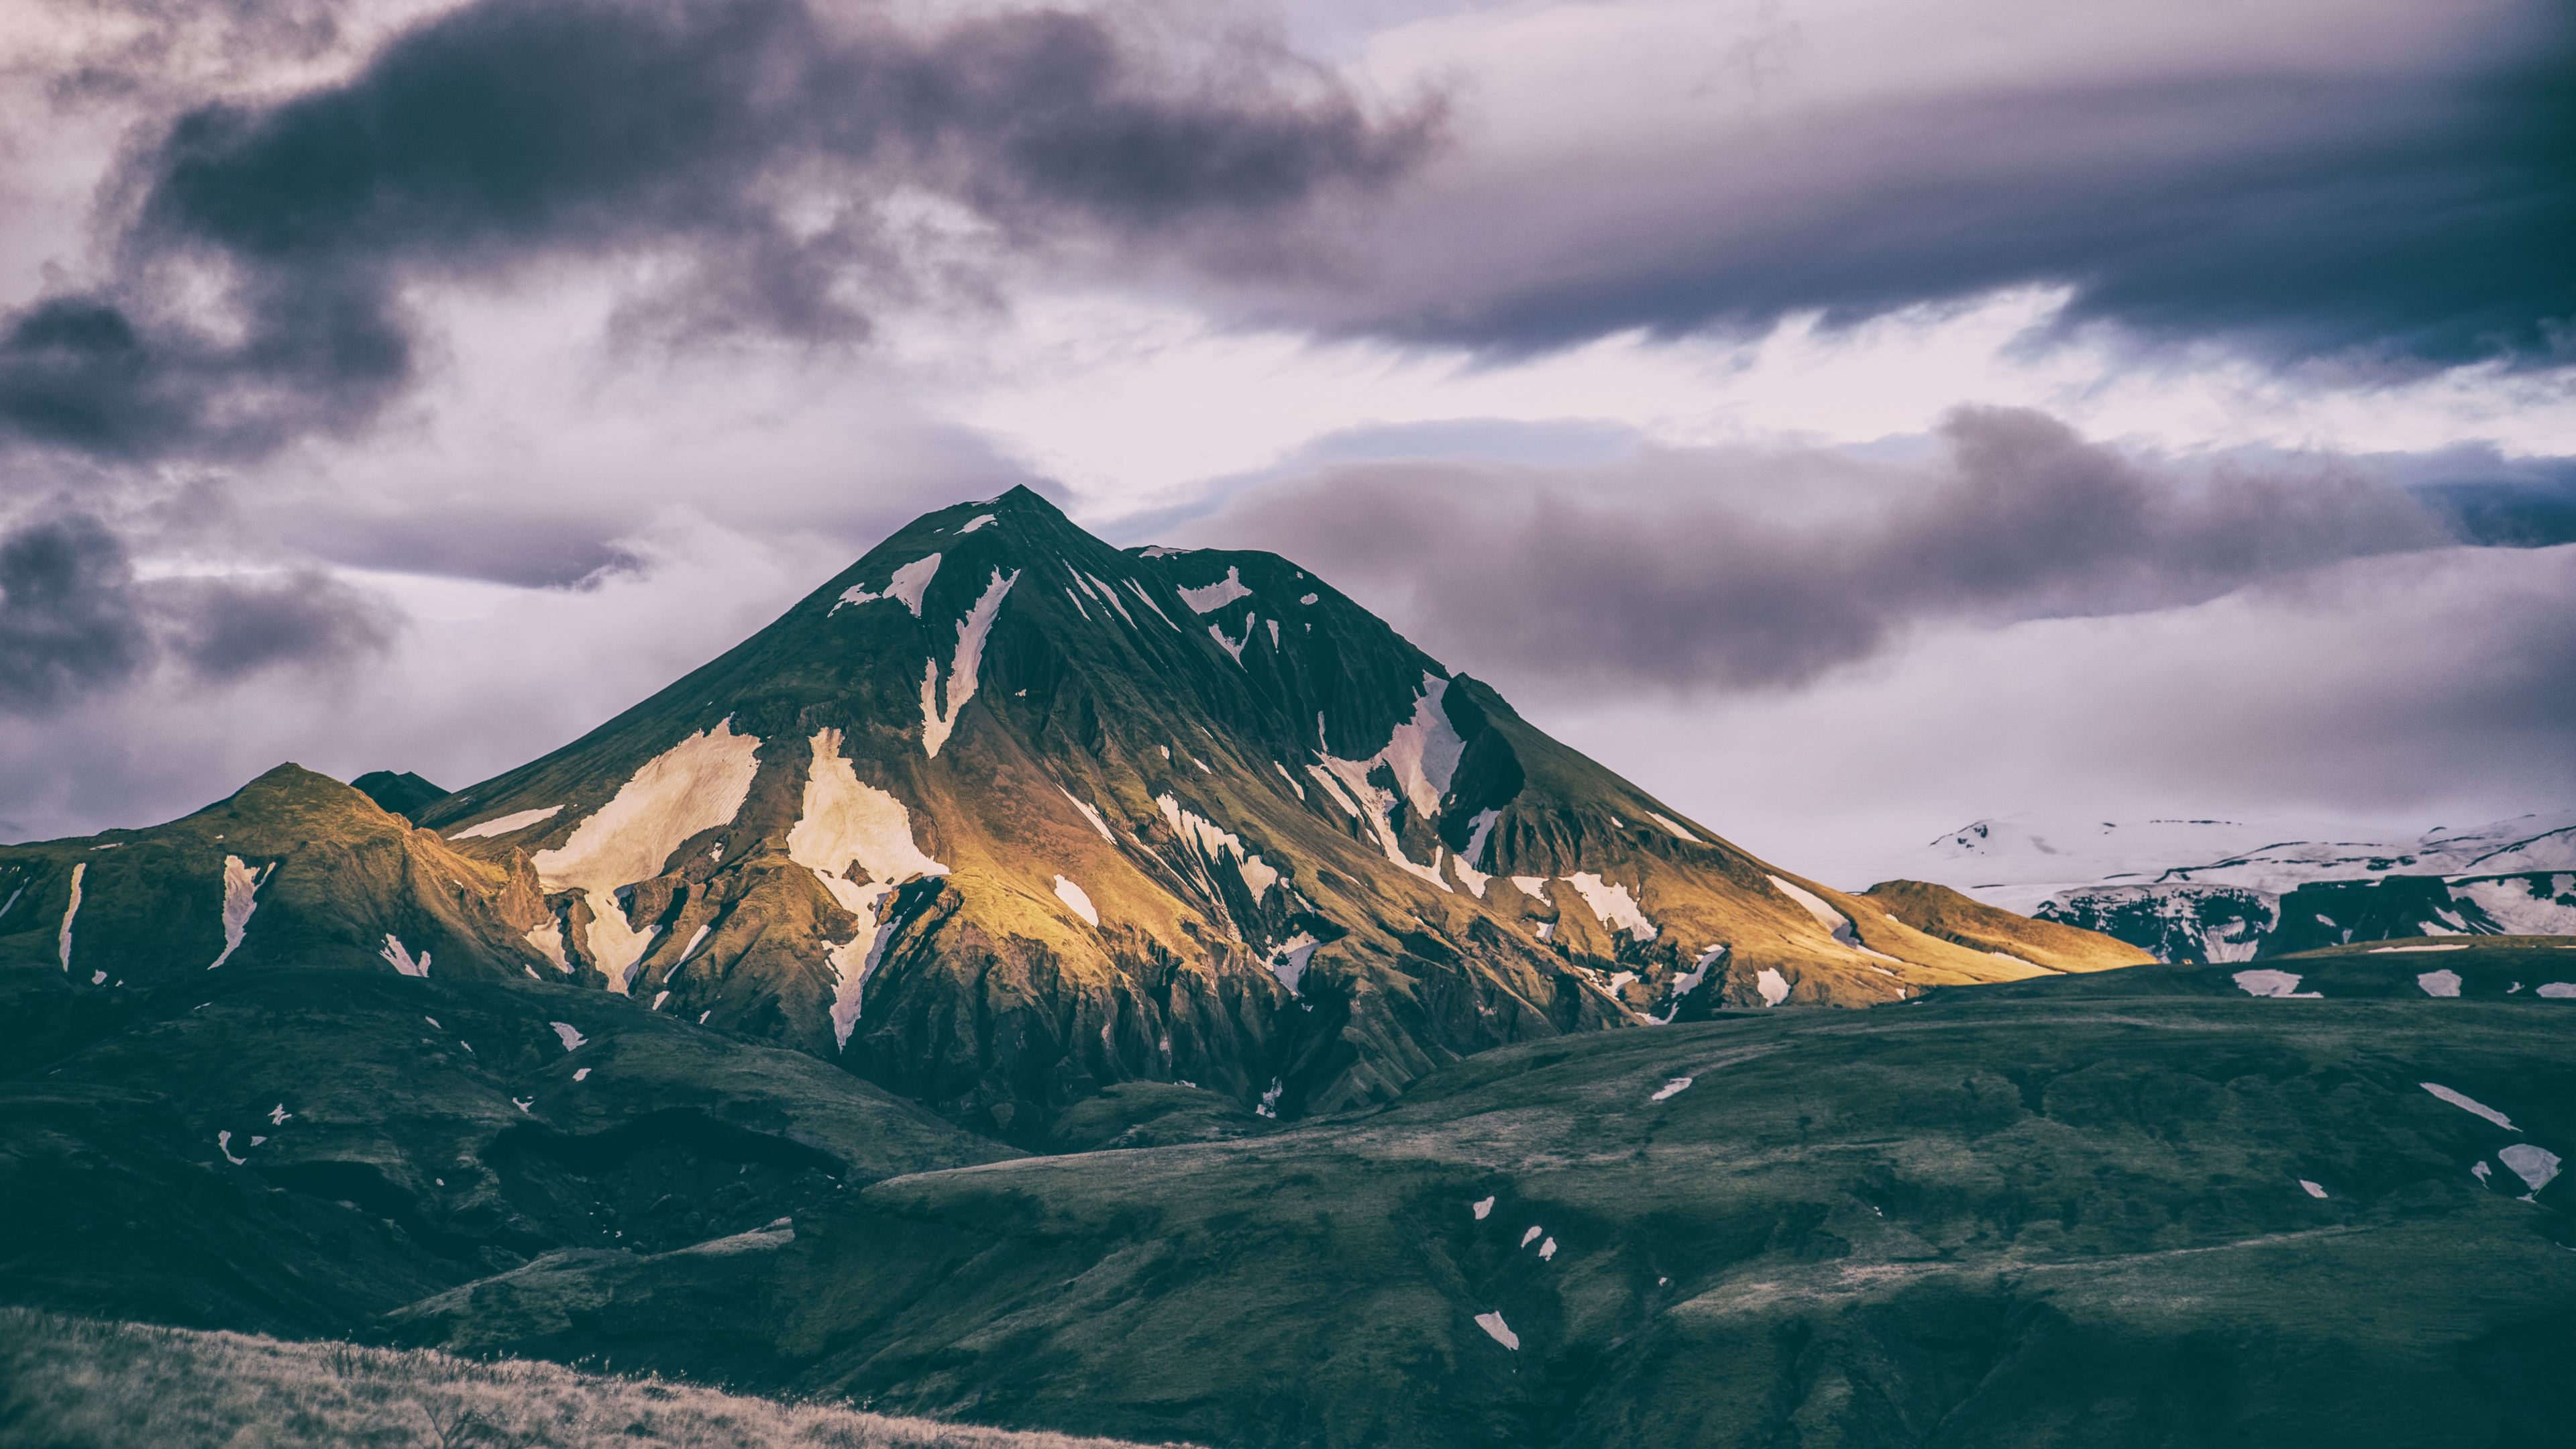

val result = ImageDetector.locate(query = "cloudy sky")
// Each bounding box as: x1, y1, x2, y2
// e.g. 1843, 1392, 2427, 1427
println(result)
1, 0, 2570, 882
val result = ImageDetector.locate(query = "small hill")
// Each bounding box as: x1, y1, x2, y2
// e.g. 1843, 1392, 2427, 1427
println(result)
351, 770, 450, 822
1862, 878, 2155, 972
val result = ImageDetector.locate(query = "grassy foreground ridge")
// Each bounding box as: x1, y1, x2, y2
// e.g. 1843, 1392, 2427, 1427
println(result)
0, 1309, 1183, 1449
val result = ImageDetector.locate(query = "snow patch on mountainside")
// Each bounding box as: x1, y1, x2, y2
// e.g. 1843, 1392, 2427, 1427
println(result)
1156, 794, 1281, 901
524, 920, 571, 972
1660, 944, 1725, 1020
1766, 874, 1858, 946
1079, 572, 1137, 627
834, 553, 942, 616
1304, 764, 1362, 818
1453, 809, 1501, 899
2500, 1143, 2561, 1197
380, 934, 429, 977
788, 729, 950, 1046
1053, 875, 1099, 926
207, 855, 272, 969
920, 568, 1019, 757
1123, 579, 1180, 629
1451, 808, 1500, 898
1565, 872, 1656, 941
1267, 931, 1322, 993
1374, 675, 1465, 820
2233, 969, 2318, 998
56, 863, 84, 973
789, 730, 947, 892
2421, 1082, 2516, 1130
447, 805, 564, 840
1059, 788, 1116, 843
1208, 616, 1253, 664
535, 720, 763, 993
1313, 674, 1463, 892
1646, 810, 1699, 843
1177, 566, 1251, 613
2455, 875, 2576, 935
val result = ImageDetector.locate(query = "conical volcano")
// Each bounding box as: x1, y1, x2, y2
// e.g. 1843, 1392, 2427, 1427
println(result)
416, 486, 2112, 1136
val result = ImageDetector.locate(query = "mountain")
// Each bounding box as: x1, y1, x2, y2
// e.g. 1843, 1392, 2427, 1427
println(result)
1855, 879, 2156, 972
397, 485, 2126, 1140
350, 769, 450, 822
1902, 812, 2576, 962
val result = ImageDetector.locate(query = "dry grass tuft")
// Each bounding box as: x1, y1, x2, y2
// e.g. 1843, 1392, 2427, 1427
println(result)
0, 1309, 1185, 1449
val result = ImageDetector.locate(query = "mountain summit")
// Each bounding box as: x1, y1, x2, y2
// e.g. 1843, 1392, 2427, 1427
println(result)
403, 488, 2110, 1136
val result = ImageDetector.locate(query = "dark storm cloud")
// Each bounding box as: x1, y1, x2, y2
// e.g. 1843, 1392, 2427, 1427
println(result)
0, 513, 154, 711
0, 0, 1440, 463
1183, 407, 2463, 695
2381, 449, 2576, 549
0, 509, 396, 712
1313, 5, 2576, 365
153, 568, 399, 678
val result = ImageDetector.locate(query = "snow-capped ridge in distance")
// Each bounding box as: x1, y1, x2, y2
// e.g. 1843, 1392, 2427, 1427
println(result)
1895, 808, 2576, 963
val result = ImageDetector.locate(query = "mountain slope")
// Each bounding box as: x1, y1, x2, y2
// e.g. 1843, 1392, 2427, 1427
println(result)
389, 938, 2576, 1449
0, 770, 1009, 1340
413, 487, 2131, 1138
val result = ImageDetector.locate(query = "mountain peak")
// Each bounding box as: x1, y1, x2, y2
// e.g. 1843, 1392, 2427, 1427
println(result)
401, 492, 2141, 1139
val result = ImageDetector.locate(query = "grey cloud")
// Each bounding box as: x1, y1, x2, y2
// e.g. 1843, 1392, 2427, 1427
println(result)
0, 509, 396, 713
1180, 407, 2457, 696
1277, 3, 2575, 365
2390, 449, 2576, 549
0, 0, 1440, 464
152, 568, 399, 678
1550, 541, 2576, 888
278, 506, 646, 590
0, 513, 154, 711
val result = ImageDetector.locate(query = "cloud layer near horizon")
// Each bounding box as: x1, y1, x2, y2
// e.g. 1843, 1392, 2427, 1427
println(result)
1181, 408, 2472, 695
